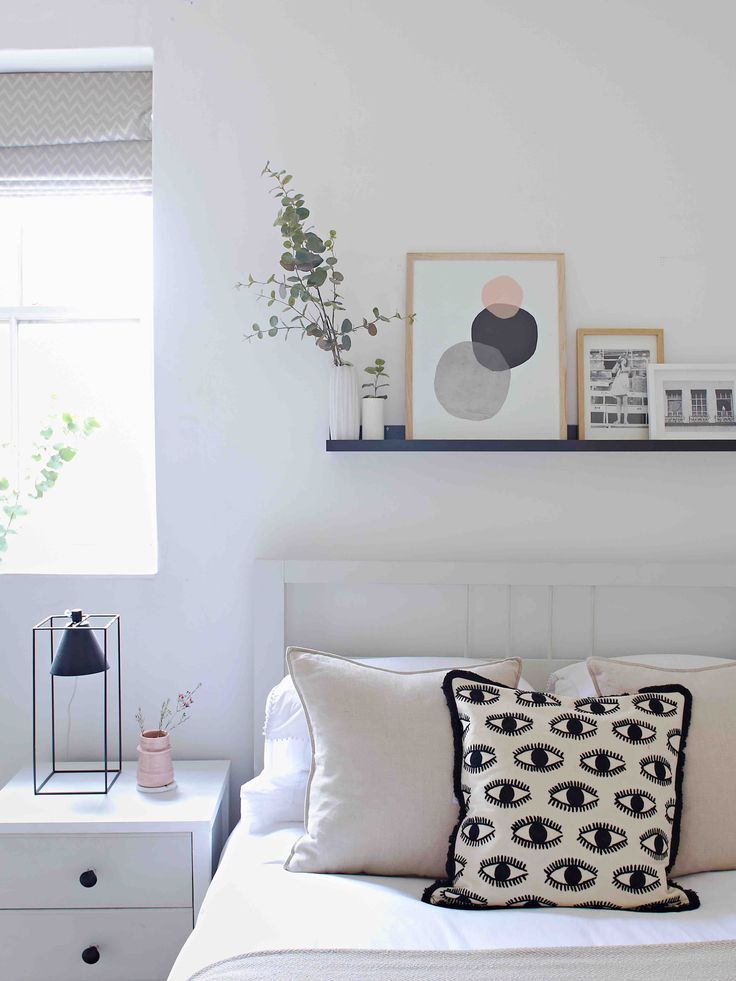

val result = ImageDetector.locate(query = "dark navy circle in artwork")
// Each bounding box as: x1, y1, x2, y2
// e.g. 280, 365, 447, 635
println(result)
471, 307, 538, 370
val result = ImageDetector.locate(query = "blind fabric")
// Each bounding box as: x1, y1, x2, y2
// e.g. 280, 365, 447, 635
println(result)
0, 71, 152, 195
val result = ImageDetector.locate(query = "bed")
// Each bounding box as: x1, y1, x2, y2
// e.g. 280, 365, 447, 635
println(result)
169, 822, 736, 980
171, 560, 736, 980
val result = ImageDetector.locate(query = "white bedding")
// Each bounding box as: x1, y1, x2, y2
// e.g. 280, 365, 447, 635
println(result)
169, 823, 736, 981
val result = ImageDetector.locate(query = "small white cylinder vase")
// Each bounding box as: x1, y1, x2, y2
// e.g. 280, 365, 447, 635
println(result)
329, 364, 360, 440
361, 397, 385, 440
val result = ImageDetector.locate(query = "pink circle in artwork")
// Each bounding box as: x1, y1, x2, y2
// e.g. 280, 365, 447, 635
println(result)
482, 275, 523, 319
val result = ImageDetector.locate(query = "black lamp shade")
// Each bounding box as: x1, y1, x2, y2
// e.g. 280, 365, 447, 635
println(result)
50, 612, 109, 677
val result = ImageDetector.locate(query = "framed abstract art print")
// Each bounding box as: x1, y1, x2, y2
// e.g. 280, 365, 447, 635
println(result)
406, 253, 566, 439
577, 328, 664, 440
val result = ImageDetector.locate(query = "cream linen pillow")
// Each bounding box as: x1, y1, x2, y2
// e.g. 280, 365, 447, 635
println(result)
587, 657, 736, 876
285, 648, 522, 876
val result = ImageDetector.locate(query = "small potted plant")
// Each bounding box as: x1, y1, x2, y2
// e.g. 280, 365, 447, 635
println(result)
135, 684, 201, 793
361, 358, 389, 440
238, 164, 411, 440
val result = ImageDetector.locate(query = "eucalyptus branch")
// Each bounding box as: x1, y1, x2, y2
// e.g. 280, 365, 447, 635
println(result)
239, 163, 412, 366
0, 410, 100, 561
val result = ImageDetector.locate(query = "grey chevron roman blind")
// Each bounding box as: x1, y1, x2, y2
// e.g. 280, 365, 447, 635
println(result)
0, 71, 152, 196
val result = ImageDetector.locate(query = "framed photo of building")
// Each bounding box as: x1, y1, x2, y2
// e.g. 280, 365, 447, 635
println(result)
647, 364, 736, 440
577, 328, 664, 440
406, 253, 566, 439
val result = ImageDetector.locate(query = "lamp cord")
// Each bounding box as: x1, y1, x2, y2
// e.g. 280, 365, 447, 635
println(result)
65, 677, 78, 761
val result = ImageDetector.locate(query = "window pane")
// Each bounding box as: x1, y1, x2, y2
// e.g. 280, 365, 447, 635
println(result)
6, 319, 156, 574
20, 196, 152, 312
0, 200, 21, 306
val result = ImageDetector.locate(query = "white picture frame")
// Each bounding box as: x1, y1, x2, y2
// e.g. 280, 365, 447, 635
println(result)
406, 253, 566, 440
647, 364, 736, 440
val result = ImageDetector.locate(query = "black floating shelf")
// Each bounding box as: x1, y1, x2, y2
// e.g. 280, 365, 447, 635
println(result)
327, 425, 736, 452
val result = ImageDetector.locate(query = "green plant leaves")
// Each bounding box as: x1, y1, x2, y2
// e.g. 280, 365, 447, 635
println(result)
341, 319, 352, 333
307, 267, 328, 288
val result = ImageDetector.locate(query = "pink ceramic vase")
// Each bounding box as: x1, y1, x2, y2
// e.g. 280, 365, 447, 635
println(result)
137, 730, 175, 789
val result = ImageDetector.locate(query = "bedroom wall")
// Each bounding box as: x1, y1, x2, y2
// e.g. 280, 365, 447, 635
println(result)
1, 0, 736, 809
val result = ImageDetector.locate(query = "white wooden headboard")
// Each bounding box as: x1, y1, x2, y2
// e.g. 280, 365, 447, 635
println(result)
252, 560, 736, 768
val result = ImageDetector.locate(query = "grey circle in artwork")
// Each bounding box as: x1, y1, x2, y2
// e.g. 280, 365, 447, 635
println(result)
434, 342, 510, 421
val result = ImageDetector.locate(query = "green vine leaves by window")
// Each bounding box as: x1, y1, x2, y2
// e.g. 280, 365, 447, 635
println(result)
237, 163, 414, 367
362, 358, 389, 399
0, 411, 100, 560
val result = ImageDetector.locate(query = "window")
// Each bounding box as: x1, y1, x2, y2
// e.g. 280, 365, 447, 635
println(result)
665, 390, 683, 422
716, 389, 734, 420
0, 194, 156, 573
690, 389, 707, 421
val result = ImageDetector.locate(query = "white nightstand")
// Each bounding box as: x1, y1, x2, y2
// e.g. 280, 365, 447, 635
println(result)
0, 760, 230, 981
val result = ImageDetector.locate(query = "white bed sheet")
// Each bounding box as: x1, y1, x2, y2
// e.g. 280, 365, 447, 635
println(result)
169, 822, 736, 981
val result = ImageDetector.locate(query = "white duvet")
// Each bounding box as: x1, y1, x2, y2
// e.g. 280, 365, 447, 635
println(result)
169, 823, 736, 981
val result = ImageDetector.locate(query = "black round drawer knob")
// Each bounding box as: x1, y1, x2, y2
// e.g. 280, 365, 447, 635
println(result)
82, 946, 100, 965
79, 869, 98, 888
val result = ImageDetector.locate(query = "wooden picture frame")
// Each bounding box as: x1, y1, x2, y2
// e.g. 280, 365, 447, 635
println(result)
406, 253, 566, 440
577, 328, 665, 441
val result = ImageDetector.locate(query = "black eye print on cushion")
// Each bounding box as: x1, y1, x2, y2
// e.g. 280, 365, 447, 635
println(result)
460, 816, 495, 847
611, 717, 657, 745
513, 742, 565, 773
638, 895, 684, 911
462, 744, 496, 773
549, 713, 597, 739
506, 895, 555, 908
437, 887, 488, 908
548, 780, 599, 813
450, 853, 466, 882
614, 788, 657, 820
640, 754, 673, 786
479, 855, 528, 888
574, 697, 620, 716
577, 822, 628, 855
544, 858, 597, 892
485, 712, 533, 736
612, 865, 660, 895
456, 684, 500, 706
664, 799, 676, 825
458, 712, 470, 737
574, 900, 620, 910
511, 815, 563, 850
515, 691, 561, 708
640, 828, 669, 861
484, 778, 532, 809
579, 748, 626, 778
632, 693, 678, 717
666, 728, 681, 755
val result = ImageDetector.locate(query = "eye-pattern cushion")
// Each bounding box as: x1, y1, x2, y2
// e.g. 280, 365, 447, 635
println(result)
423, 672, 698, 912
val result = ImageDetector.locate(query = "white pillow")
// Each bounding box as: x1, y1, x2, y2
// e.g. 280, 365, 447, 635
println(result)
548, 654, 728, 698
246, 654, 530, 834
285, 649, 523, 875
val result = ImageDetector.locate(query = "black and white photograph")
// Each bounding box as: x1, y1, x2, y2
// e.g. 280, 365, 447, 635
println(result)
648, 364, 736, 440
577, 329, 664, 440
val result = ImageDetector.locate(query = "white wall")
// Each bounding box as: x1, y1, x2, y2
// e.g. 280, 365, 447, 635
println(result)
1, 0, 736, 811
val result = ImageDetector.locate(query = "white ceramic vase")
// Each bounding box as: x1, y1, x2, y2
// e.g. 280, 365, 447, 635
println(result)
329, 364, 360, 439
361, 397, 385, 440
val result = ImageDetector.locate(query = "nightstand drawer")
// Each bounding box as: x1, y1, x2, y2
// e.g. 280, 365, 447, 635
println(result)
0, 833, 192, 910
0, 908, 192, 981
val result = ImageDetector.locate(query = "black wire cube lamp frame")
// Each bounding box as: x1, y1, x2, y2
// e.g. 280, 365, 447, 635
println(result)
32, 613, 122, 795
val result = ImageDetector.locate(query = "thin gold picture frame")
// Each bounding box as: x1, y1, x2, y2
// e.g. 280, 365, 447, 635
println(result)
405, 252, 566, 440
576, 328, 665, 440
